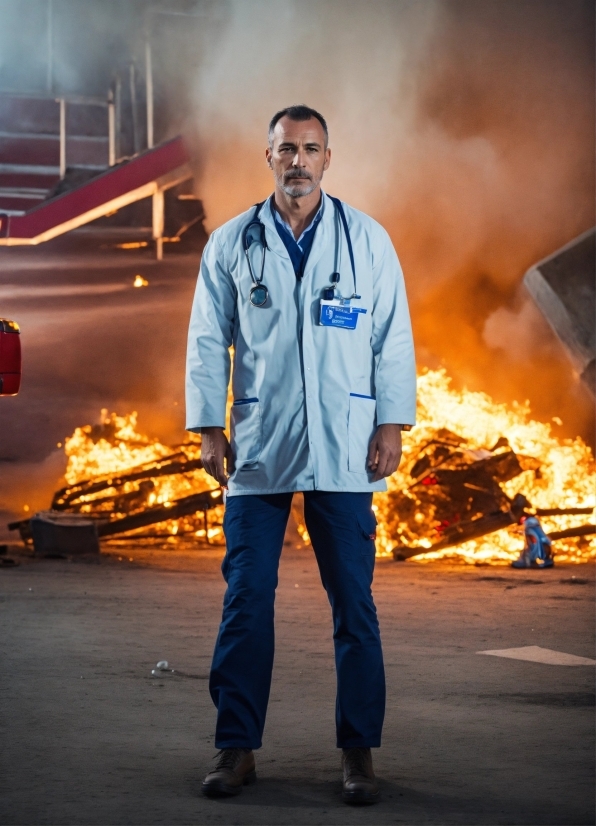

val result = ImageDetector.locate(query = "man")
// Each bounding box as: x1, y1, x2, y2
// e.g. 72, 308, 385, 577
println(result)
186, 105, 416, 805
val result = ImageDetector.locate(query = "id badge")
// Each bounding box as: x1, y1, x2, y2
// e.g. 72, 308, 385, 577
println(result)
319, 299, 367, 330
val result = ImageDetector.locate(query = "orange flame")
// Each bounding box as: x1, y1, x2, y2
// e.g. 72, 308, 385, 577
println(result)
374, 370, 595, 564
61, 371, 594, 563
63, 409, 223, 542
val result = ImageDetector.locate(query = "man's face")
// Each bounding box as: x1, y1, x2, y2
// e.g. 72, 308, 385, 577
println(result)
266, 116, 331, 198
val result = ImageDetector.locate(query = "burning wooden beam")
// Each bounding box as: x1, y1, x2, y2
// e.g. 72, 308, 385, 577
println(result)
51, 452, 203, 510
96, 488, 223, 537
393, 508, 595, 560
15, 487, 224, 556
548, 524, 595, 541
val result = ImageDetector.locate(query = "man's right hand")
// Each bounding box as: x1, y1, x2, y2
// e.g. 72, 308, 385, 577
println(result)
200, 427, 235, 487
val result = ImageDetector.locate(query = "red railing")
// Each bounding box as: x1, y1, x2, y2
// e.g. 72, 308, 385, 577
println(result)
0, 135, 190, 245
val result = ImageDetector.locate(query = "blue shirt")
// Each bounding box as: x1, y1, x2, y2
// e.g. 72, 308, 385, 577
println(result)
272, 198, 323, 280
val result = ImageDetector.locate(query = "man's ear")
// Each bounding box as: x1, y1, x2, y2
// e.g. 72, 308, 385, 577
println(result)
323, 147, 331, 171
265, 146, 273, 167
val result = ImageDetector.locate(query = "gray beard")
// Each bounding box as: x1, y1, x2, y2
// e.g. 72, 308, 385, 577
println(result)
281, 180, 317, 197
275, 171, 318, 198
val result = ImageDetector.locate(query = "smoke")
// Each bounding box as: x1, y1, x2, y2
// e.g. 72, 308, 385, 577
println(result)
184, 0, 595, 441
186, 0, 437, 227
483, 299, 551, 363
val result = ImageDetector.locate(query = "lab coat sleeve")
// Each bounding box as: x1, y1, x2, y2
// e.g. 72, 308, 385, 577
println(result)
371, 228, 417, 426
185, 231, 236, 431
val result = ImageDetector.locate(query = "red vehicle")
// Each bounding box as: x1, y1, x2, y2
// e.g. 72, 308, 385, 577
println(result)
0, 319, 21, 395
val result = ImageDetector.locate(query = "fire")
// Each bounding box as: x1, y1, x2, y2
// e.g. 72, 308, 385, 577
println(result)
63, 409, 223, 542
60, 372, 595, 564
374, 369, 595, 564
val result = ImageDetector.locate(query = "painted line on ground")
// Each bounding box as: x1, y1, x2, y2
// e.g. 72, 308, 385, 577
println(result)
477, 645, 596, 666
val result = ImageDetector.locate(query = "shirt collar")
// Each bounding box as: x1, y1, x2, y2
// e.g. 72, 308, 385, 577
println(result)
270, 195, 324, 247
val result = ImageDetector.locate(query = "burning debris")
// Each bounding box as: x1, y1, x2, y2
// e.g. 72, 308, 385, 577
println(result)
374, 370, 595, 564
384, 431, 592, 561
7, 371, 596, 565
9, 411, 225, 552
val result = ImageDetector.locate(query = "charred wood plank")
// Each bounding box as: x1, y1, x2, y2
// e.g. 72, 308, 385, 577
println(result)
547, 524, 595, 540
393, 513, 595, 560
52, 454, 203, 509
393, 510, 516, 560
70, 480, 156, 515
96, 488, 223, 537
535, 507, 594, 516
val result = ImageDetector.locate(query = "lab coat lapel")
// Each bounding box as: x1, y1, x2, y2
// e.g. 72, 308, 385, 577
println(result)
302, 190, 333, 278
260, 197, 291, 261
260, 191, 333, 271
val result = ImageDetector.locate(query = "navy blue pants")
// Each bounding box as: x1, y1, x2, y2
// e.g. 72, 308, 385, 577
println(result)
209, 491, 385, 749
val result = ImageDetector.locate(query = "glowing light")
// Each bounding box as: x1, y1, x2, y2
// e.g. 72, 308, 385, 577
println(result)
117, 241, 149, 249
133, 275, 149, 288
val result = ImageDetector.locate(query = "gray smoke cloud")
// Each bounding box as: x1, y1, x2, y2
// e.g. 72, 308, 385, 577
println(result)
186, 0, 437, 231
183, 0, 595, 440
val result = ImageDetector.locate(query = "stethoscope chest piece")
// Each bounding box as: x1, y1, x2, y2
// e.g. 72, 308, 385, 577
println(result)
250, 284, 269, 307
243, 203, 269, 308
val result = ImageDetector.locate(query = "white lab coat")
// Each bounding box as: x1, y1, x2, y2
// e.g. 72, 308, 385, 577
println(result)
186, 191, 416, 495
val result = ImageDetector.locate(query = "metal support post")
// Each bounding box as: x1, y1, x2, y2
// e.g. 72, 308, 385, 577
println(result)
129, 62, 139, 155
107, 90, 116, 167
58, 98, 66, 179
145, 37, 154, 149
46, 0, 54, 93
152, 189, 164, 261
114, 74, 121, 162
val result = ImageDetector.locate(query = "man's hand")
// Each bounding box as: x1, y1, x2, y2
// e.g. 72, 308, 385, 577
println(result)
200, 427, 235, 487
367, 423, 403, 481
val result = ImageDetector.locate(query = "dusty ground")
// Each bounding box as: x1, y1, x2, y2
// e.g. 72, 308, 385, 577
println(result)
0, 540, 594, 826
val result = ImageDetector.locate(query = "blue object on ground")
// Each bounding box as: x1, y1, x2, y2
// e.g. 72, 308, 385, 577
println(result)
512, 516, 554, 568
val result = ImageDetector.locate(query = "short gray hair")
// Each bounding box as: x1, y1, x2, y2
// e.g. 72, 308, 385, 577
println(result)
268, 105, 329, 148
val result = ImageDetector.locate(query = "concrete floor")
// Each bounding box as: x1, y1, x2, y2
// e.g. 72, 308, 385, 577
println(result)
1, 543, 593, 825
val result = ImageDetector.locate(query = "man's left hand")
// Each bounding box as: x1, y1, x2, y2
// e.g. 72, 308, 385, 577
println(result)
367, 424, 403, 481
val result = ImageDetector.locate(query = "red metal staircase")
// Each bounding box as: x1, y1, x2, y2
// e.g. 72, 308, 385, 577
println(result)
0, 94, 192, 259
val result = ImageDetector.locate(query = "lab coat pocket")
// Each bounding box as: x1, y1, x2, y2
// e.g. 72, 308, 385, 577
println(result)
231, 399, 262, 468
348, 393, 377, 474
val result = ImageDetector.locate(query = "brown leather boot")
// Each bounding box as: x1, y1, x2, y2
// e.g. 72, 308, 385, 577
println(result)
341, 747, 380, 804
201, 748, 256, 797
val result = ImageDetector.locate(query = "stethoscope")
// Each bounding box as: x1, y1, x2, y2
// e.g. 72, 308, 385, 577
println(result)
242, 196, 359, 307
